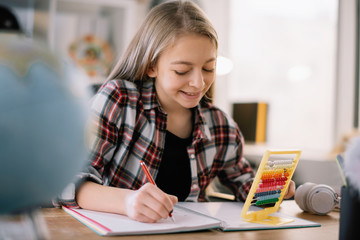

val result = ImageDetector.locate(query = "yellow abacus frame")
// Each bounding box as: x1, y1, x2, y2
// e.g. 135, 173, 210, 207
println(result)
241, 149, 302, 226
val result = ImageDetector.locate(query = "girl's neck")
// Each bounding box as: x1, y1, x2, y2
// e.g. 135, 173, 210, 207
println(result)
166, 108, 193, 139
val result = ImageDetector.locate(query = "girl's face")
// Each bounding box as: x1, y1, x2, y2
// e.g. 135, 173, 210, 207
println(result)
147, 33, 217, 112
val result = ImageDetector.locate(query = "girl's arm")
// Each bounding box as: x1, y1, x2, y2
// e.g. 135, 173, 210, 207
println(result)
76, 181, 178, 223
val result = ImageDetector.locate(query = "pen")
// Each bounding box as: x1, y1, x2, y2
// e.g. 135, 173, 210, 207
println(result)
140, 160, 175, 223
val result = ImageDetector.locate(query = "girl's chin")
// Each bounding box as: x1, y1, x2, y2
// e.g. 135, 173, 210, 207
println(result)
178, 98, 202, 109
181, 103, 198, 109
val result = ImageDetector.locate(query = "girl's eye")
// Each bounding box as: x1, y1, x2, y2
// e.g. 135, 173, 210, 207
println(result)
175, 71, 189, 76
203, 68, 215, 73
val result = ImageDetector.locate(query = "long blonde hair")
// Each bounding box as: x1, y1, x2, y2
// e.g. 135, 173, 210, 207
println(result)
107, 0, 218, 102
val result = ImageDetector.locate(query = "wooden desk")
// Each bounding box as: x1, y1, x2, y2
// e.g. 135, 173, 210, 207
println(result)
43, 200, 339, 240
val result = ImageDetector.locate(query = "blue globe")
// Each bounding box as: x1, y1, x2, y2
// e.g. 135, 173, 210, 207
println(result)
0, 34, 90, 214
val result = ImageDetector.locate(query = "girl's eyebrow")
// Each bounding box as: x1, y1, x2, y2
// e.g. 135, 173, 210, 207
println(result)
170, 58, 216, 65
170, 61, 193, 66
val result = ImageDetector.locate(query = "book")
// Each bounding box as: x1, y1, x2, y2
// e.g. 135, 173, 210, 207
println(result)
63, 201, 320, 236
232, 102, 267, 143
178, 202, 320, 231
62, 204, 220, 236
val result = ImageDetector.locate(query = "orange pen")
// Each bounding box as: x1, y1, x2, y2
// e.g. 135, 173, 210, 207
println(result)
140, 160, 175, 223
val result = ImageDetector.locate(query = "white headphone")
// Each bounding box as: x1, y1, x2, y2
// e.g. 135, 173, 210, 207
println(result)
294, 182, 340, 215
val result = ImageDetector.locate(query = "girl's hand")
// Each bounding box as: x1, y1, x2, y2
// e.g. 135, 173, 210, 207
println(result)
284, 180, 296, 199
125, 183, 178, 223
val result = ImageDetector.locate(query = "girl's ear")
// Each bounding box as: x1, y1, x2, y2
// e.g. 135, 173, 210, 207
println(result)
146, 65, 157, 78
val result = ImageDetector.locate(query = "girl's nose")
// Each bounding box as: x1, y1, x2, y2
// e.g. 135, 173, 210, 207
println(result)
188, 70, 205, 89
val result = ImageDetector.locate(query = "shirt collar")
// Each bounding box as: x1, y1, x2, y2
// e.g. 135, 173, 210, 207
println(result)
193, 104, 212, 141
141, 79, 160, 111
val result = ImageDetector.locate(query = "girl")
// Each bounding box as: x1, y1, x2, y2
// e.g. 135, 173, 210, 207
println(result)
58, 0, 295, 223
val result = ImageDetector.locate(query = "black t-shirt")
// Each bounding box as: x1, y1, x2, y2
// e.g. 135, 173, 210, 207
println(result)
155, 130, 192, 201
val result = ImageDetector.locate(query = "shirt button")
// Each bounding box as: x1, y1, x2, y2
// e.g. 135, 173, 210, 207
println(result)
190, 154, 195, 159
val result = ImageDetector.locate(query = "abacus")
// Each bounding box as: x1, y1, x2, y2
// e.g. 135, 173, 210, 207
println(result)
241, 149, 301, 226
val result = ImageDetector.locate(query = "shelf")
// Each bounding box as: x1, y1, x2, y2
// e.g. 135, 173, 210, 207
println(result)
46, 0, 139, 84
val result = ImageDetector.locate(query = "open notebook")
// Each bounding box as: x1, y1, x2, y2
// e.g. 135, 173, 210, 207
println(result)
63, 201, 320, 236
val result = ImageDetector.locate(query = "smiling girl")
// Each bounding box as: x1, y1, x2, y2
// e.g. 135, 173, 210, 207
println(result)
58, 0, 294, 223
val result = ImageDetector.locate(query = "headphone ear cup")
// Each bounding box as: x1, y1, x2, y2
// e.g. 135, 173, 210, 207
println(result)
295, 182, 316, 212
306, 184, 337, 215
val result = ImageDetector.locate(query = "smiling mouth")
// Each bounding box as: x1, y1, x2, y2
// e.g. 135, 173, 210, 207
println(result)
185, 92, 198, 96
181, 91, 201, 97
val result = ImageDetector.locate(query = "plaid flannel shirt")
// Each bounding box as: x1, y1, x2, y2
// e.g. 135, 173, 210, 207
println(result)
58, 79, 254, 207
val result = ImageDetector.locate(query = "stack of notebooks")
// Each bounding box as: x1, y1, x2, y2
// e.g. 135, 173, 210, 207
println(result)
232, 102, 268, 143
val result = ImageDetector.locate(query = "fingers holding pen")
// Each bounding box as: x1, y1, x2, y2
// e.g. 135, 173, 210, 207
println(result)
125, 183, 177, 223
142, 183, 178, 219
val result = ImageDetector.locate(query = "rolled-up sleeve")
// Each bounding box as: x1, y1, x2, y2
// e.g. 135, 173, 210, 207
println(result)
53, 166, 103, 208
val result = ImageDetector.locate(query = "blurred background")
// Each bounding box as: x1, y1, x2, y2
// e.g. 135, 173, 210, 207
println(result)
1, 0, 358, 195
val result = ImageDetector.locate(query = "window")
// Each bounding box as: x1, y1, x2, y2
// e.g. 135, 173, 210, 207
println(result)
224, 0, 339, 158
